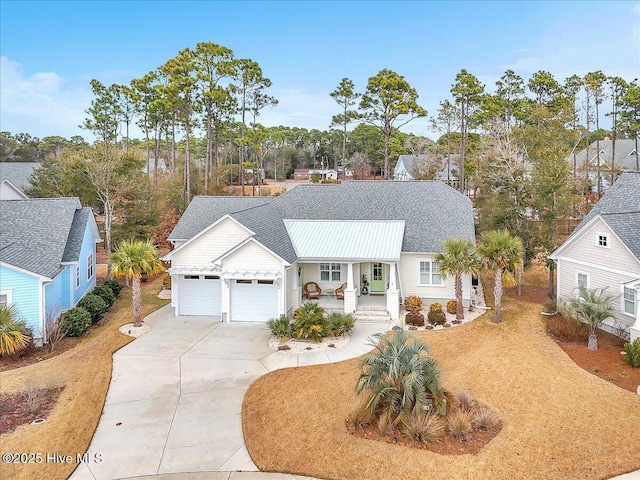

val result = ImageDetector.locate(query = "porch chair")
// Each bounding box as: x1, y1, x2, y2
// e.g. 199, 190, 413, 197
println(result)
335, 282, 347, 300
303, 281, 322, 299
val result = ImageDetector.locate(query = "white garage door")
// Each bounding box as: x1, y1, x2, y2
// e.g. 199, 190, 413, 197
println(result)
230, 279, 278, 322
178, 275, 221, 315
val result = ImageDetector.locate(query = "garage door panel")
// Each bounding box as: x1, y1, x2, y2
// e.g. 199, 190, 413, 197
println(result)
179, 275, 221, 315
231, 280, 278, 322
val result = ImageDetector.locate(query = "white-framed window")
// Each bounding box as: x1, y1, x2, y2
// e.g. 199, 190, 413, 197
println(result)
87, 252, 94, 280
0, 290, 13, 307
623, 287, 637, 316
576, 271, 590, 289
596, 232, 609, 248
76, 265, 80, 289
419, 260, 442, 286
320, 263, 341, 282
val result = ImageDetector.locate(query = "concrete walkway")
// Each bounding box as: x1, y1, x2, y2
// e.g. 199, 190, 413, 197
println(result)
70, 306, 387, 480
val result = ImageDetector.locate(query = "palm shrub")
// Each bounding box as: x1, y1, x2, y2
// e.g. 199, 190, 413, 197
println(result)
293, 302, 327, 342
267, 315, 293, 340
436, 239, 480, 320
103, 279, 124, 295
356, 331, 444, 429
559, 286, 618, 350
623, 338, 640, 368
327, 312, 355, 336
0, 304, 31, 356
61, 307, 91, 337
92, 285, 116, 308
77, 294, 108, 323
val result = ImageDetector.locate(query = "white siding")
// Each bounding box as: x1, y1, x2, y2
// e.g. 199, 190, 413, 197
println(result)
222, 241, 283, 273
299, 262, 347, 294
170, 218, 251, 269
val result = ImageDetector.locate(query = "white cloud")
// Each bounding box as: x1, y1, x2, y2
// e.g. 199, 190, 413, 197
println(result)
0, 56, 93, 138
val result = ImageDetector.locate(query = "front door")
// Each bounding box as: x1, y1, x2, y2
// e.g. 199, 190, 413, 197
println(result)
370, 263, 385, 293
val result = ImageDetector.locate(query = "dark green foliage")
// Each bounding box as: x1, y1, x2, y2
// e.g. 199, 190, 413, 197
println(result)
327, 312, 355, 336
293, 302, 327, 342
623, 338, 640, 368
61, 308, 92, 337
77, 294, 107, 323
427, 310, 447, 325
92, 285, 116, 308
405, 312, 425, 326
267, 315, 293, 339
103, 279, 124, 295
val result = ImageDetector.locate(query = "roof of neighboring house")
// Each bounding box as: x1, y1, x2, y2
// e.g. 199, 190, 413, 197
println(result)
394, 154, 459, 180
169, 181, 475, 263
553, 172, 640, 261
568, 139, 639, 171
0, 162, 39, 190
0, 197, 95, 278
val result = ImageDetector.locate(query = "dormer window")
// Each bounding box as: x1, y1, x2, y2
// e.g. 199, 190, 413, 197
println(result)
596, 233, 609, 248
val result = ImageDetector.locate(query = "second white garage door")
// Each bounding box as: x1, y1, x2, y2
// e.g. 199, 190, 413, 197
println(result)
178, 275, 221, 315
230, 279, 278, 322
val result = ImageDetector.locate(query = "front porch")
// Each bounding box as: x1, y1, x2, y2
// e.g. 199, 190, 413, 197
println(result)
315, 292, 387, 312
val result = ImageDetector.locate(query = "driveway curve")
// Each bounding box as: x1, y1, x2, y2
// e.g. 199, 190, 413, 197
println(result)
70, 305, 387, 480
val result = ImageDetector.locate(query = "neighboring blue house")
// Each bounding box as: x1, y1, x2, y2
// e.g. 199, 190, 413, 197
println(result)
0, 197, 101, 345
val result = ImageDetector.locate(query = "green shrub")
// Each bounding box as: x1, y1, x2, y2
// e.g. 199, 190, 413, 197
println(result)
267, 315, 293, 340
404, 295, 423, 313
428, 310, 447, 325
405, 312, 425, 326
623, 338, 640, 368
103, 279, 124, 295
77, 294, 107, 324
446, 300, 457, 314
0, 305, 31, 356
327, 312, 355, 336
92, 285, 116, 308
293, 302, 327, 342
61, 308, 91, 337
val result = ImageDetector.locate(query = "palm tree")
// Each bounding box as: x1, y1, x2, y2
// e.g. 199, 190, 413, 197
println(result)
0, 304, 30, 355
108, 239, 165, 327
560, 286, 618, 351
479, 230, 523, 323
436, 239, 480, 320
357, 331, 443, 427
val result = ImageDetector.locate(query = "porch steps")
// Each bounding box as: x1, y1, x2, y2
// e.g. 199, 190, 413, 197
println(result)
353, 308, 391, 323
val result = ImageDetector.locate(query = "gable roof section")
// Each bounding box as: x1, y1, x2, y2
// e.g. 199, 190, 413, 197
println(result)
62, 207, 100, 263
284, 220, 405, 261
569, 139, 639, 171
0, 197, 83, 278
168, 196, 271, 240
0, 162, 39, 190
551, 172, 640, 261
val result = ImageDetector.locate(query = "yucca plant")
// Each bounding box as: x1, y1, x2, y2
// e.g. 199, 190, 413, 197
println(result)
454, 390, 475, 412
357, 331, 443, 426
472, 405, 501, 430
447, 408, 473, 440
398, 411, 446, 444
0, 304, 31, 356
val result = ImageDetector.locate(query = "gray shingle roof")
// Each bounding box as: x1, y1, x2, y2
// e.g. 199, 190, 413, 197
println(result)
571, 172, 640, 260
170, 181, 475, 262
0, 162, 39, 189
0, 197, 84, 278
569, 139, 639, 171
168, 196, 272, 240
395, 154, 460, 180
62, 207, 94, 262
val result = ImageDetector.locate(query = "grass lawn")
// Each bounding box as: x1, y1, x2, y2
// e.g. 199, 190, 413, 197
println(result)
0, 275, 169, 480
243, 271, 640, 480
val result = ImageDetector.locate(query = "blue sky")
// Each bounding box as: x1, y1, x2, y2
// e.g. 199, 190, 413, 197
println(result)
1, 0, 639, 141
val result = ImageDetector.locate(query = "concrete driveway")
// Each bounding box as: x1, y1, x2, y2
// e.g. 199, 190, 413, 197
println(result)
70, 305, 387, 480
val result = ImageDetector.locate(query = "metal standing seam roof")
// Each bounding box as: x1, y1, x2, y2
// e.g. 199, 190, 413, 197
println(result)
284, 220, 405, 261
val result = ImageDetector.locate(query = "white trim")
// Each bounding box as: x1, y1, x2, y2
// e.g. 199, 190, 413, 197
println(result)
162, 214, 255, 261
0, 261, 51, 281
319, 262, 342, 283
87, 252, 94, 281
621, 285, 637, 318
0, 289, 13, 306
555, 257, 640, 278
417, 258, 444, 287
75, 264, 80, 289
595, 231, 610, 249
0, 179, 28, 199
575, 271, 590, 289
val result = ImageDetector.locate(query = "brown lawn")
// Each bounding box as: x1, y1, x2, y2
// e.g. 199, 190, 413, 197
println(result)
243, 272, 640, 480
0, 275, 169, 480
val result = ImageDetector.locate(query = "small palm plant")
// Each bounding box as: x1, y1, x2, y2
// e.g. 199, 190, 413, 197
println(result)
0, 304, 31, 355
436, 239, 480, 320
108, 239, 165, 327
560, 286, 618, 351
356, 330, 443, 430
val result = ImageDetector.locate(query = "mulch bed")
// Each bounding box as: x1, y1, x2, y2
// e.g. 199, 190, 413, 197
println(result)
0, 388, 64, 435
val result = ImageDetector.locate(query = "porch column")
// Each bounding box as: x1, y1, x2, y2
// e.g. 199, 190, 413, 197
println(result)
386, 262, 400, 321
344, 262, 357, 314
631, 285, 640, 342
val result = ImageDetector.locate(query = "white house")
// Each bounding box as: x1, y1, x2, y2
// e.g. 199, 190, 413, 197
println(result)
550, 172, 640, 341
0, 162, 39, 200
162, 181, 476, 323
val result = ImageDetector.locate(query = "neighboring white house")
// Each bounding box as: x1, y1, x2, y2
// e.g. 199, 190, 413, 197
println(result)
0, 162, 39, 200
394, 154, 459, 188
162, 181, 476, 323
550, 172, 640, 341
